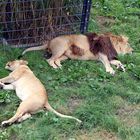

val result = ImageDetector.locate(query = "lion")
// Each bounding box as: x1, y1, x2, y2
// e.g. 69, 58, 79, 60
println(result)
19, 33, 133, 75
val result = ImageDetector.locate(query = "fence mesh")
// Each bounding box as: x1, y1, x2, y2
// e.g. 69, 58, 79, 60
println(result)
0, 0, 91, 47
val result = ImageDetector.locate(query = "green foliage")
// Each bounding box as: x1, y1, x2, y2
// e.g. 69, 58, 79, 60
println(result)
92, 0, 140, 19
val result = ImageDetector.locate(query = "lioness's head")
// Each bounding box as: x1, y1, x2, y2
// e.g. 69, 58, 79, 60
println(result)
104, 33, 133, 54
5, 60, 28, 71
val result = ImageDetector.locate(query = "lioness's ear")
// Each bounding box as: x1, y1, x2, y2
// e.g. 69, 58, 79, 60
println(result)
20, 60, 28, 65
24, 60, 28, 65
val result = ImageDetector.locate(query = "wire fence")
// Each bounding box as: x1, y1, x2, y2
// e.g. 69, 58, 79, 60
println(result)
0, 0, 92, 47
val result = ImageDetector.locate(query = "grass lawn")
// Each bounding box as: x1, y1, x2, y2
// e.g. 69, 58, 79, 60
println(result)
0, 0, 140, 140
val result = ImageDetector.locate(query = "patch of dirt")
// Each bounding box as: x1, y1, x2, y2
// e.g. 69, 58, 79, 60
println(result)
54, 96, 82, 114
56, 105, 70, 114
93, 130, 118, 140
10, 134, 19, 140
96, 16, 116, 31
75, 130, 118, 140
67, 96, 83, 112
116, 104, 140, 127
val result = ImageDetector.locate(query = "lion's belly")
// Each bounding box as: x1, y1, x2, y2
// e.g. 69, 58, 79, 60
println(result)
65, 49, 98, 60
13, 79, 33, 101
15, 87, 30, 101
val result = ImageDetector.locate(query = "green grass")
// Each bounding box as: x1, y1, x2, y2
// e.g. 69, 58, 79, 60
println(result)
0, 0, 140, 139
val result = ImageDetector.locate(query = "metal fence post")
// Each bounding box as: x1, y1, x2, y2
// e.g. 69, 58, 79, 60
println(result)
80, 0, 92, 33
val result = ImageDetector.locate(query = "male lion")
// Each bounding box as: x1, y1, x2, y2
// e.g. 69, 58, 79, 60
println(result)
20, 33, 133, 75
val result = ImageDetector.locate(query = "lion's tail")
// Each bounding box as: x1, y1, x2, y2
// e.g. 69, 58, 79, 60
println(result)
22, 43, 48, 55
45, 102, 82, 123
19, 42, 49, 58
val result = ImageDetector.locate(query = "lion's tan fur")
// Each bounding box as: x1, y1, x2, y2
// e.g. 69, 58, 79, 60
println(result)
21, 33, 133, 74
103, 33, 133, 54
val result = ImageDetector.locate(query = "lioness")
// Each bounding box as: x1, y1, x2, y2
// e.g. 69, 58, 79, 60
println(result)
0, 60, 81, 126
20, 33, 133, 75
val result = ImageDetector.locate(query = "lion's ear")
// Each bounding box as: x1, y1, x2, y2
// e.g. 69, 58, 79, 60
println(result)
20, 60, 28, 65
121, 35, 129, 41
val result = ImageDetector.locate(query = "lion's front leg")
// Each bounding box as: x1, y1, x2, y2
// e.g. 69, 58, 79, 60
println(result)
99, 53, 115, 75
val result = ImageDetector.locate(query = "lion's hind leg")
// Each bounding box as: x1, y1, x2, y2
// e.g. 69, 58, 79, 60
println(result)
47, 41, 68, 68
47, 59, 58, 69
54, 55, 68, 68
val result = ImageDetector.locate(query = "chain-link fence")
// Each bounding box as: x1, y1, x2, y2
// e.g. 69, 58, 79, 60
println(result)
0, 0, 92, 47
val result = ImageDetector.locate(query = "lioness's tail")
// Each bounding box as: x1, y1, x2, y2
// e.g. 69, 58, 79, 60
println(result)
45, 102, 82, 123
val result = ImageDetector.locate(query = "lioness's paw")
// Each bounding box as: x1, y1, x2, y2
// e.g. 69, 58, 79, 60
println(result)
1, 120, 10, 127
0, 82, 4, 89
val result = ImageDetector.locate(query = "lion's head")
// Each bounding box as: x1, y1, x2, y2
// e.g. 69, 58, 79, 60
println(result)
104, 33, 133, 55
